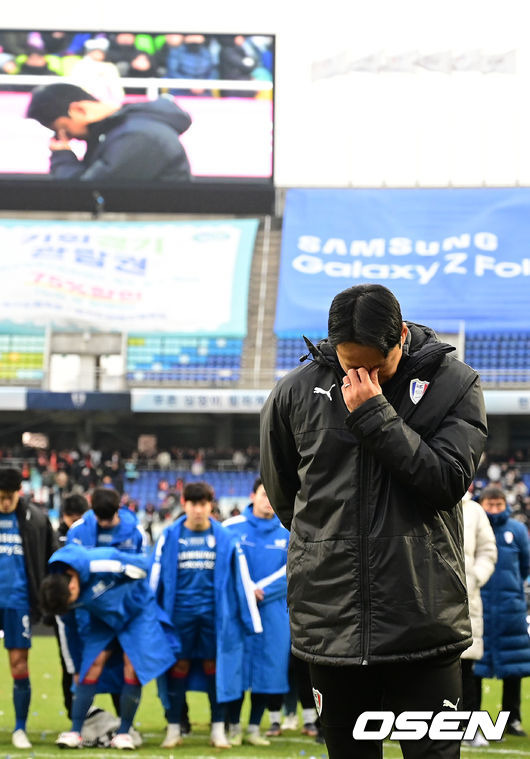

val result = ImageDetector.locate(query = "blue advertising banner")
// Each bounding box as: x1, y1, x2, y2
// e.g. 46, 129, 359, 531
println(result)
275, 189, 530, 335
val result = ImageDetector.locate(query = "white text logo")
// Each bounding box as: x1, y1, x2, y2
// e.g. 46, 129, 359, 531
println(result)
351, 710, 510, 741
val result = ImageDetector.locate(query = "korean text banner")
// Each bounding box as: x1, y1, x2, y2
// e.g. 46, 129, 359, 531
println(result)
0, 219, 259, 335
275, 189, 530, 335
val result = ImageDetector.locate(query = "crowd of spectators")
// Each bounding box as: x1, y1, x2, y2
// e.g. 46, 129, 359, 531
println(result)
0, 441, 528, 542
0, 443, 259, 539
472, 449, 530, 528
0, 30, 273, 97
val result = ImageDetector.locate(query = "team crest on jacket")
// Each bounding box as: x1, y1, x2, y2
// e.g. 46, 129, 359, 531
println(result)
504, 531, 514, 544
312, 687, 323, 716
409, 378, 430, 405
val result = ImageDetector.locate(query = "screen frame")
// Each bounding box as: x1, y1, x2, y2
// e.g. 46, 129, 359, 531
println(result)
0, 27, 276, 214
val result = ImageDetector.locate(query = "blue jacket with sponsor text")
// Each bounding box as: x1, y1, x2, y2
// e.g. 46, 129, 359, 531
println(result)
149, 515, 263, 702
48, 543, 176, 685
223, 505, 290, 693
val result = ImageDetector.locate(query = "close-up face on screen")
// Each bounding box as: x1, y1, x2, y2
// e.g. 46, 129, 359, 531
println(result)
0, 29, 274, 184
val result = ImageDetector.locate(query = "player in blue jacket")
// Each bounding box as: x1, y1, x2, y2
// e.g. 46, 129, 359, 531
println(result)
223, 478, 291, 746
475, 486, 530, 737
63, 487, 146, 744
149, 481, 263, 749
0, 466, 57, 750
40, 543, 177, 750
67, 487, 146, 553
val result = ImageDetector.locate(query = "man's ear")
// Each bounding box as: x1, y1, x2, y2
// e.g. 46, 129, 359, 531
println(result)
67, 101, 87, 118
401, 322, 409, 347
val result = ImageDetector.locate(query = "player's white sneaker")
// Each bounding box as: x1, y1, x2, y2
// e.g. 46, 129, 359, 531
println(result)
210, 722, 231, 749
281, 713, 299, 730
12, 729, 32, 749
245, 731, 271, 746
56, 731, 83, 748
228, 725, 242, 746
161, 724, 183, 748
110, 733, 135, 749
463, 732, 490, 747
129, 727, 142, 747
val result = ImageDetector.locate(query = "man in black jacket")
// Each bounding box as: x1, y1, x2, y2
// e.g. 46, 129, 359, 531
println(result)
0, 466, 57, 749
26, 82, 192, 182
260, 284, 488, 759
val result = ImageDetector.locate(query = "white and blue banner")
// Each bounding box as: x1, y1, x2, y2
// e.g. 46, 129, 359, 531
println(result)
275, 189, 530, 335
0, 219, 259, 335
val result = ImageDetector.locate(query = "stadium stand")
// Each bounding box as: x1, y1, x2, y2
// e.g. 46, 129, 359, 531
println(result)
275, 333, 530, 385
0, 323, 46, 384
127, 335, 244, 384
464, 333, 530, 384
126, 468, 257, 508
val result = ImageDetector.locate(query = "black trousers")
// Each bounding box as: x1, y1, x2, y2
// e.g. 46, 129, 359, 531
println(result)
309, 653, 463, 759
475, 673, 522, 722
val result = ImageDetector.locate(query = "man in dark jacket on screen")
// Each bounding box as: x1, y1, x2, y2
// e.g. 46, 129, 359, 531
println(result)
26, 82, 192, 182
260, 284, 488, 759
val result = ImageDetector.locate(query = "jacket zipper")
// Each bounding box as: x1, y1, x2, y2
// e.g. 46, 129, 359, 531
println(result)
359, 445, 370, 665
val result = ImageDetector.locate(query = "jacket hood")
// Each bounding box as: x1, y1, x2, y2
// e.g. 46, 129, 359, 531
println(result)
243, 503, 282, 533
301, 321, 455, 379
91, 97, 192, 138
75, 506, 140, 545
48, 543, 92, 584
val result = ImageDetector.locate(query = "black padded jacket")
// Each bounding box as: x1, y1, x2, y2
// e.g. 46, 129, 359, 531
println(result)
260, 323, 488, 666
15, 498, 58, 622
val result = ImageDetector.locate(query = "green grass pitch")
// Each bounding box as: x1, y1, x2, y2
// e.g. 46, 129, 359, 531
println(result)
1, 636, 530, 758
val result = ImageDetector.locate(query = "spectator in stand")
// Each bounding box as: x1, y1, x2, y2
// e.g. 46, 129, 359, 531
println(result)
0, 466, 57, 749
40, 542, 177, 749
69, 37, 124, 106
107, 33, 140, 75
157, 450, 172, 470
164, 34, 214, 95
149, 481, 263, 749
217, 35, 258, 97
223, 478, 290, 746
460, 490, 497, 748
475, 486, 530, 737
17, 45, 56, 76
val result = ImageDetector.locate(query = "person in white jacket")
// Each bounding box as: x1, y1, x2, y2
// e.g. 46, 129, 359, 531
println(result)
461, 491, 497, 748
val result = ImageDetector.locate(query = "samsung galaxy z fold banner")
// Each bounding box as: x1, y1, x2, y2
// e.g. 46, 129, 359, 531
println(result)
275, 189, 530, 335
0, 219, 258, 335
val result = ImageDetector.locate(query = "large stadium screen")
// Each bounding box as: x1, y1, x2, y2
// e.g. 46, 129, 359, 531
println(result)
0, 29, 274, 211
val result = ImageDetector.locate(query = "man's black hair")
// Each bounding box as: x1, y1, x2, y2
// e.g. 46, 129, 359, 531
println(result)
26, 82, 97, 128
327, 284, 403, 357
91, 486, 120, 521
62, 492, 89, 518
183, 481, 214, 503
39, 573, 71, 616
0, 466, 23, 493
479, 486, 506, 503
252, 477, 262, 493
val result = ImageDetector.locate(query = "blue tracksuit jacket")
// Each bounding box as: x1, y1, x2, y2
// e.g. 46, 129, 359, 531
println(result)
149, 515, 263, 702
67, 507, 146, 553
62, 507, 146, 692
223, 505, 290, 693
48, 544, 177, 685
